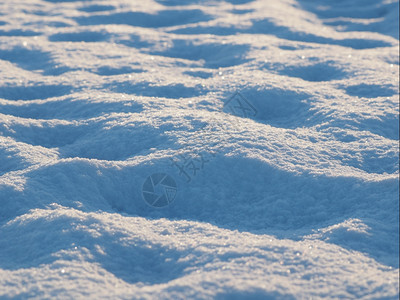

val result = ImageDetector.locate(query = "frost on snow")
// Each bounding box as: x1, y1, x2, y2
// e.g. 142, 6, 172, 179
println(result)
0, 0, 399, 298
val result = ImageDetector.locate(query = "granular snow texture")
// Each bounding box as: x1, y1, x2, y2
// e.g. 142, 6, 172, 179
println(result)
0, 0, 399, 298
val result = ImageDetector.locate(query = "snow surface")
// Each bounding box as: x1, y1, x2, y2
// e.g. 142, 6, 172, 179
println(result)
0, 0, 399, 298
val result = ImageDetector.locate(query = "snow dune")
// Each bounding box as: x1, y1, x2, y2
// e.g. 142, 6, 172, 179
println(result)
0, 0, 399, 298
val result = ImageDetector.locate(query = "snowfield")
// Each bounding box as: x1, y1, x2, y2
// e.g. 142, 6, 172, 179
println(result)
0, 0, 399, 298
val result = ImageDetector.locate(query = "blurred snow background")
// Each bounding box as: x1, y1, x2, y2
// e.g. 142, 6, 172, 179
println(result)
0, 0, 399, 298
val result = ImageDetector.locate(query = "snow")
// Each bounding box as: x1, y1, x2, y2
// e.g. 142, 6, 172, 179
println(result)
0, 0, 399, 298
